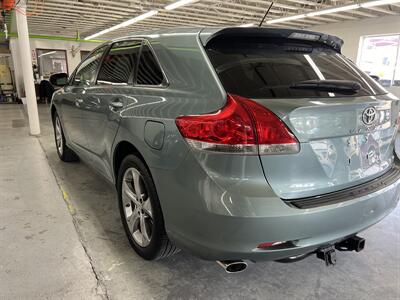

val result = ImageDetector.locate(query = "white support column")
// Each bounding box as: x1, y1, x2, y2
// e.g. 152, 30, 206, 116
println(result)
15, 0, 40, 135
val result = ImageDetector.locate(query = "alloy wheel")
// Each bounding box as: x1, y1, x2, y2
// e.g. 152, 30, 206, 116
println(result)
122, 167, 153, 247
55, 117, 63, 155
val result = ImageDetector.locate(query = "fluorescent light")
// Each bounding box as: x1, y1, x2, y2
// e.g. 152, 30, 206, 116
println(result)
84, 10, 158, 40
114, 10, 158, 28
307, 4, 359, 16
360, 0, 400, 7
38, 51, 56, 58
165, 0, 197, 10
265, 0, 400, 25
239, 23, 255, 27
267, 14, 306, 24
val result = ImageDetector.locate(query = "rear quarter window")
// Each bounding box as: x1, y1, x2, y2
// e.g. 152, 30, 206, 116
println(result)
136, 42, 164, 86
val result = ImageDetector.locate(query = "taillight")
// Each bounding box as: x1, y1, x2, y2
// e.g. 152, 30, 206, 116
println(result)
175, 94, 299, 155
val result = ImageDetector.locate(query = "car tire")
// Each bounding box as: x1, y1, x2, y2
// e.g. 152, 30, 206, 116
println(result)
53, 112, 79, 162
117, 154, 180, 260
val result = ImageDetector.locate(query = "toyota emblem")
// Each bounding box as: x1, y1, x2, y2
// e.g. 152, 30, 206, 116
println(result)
362, 107, 377, 126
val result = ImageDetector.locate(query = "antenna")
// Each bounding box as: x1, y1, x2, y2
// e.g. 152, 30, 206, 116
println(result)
259, 2, 274, 27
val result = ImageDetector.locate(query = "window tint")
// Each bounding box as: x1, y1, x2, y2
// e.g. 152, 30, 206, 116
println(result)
97, 40, 141, 85
137, 43, 164, 85
206, 37, 386, 99
72, 46, 106, 86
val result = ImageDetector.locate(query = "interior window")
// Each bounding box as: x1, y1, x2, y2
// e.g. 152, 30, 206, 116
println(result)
97, 40, 141, 85
358, 35, 400, 87
36, 49, 68, 79
80, 50, 91, 61
137, 43, 164, 86
72, 46, 107, 86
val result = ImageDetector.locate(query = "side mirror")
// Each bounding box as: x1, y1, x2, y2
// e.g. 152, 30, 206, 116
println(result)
370, 75, 380, 82
49, 73, 68, 87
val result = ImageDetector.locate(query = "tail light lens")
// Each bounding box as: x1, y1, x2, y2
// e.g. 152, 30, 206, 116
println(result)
175, 94, 299, 155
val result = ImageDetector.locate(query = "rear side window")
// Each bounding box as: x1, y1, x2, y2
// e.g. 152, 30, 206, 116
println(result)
136, 42, 164, 86
97, 40, 141, 85
206, 37, 387, 99
72, 46, 106, 86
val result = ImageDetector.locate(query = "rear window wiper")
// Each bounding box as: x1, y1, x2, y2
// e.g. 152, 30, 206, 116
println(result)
290, 80, 361, 94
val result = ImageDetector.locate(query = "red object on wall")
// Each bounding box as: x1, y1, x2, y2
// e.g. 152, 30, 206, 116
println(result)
1, 0, 15, 10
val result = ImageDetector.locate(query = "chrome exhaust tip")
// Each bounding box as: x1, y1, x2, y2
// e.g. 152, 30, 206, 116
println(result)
216, 260, 248, 273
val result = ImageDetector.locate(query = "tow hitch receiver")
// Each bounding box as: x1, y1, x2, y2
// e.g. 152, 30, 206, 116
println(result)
316, 246, 336, 266
335, 236, 365, 252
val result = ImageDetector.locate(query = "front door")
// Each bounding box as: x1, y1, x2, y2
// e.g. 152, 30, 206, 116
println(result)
59, 84, 86, 148
81, 40, 142, 181
62, 45, 109, 151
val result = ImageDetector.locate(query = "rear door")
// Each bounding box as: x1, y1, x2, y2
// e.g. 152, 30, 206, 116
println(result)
61, 45, 108, 149
81, 39, 142, 181
206, 36, 399, 199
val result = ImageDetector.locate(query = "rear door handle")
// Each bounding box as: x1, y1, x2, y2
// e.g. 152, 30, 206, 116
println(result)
75, 98, 83, 107
109, 99, 124, 110
110, 101, 124, 108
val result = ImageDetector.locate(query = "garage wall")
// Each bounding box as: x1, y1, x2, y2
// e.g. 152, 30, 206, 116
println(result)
9, 38, 99, 98
310, 15, 400, 61
310, 15, 400, 97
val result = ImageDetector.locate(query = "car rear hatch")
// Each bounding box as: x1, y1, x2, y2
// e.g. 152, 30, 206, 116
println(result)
203, 28, 400, 200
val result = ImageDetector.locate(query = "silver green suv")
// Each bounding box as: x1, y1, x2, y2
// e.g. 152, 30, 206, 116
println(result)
51, 27, 400, 271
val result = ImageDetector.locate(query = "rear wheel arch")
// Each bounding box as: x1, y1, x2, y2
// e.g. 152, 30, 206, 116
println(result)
50, 105, 57, 122
113, 141, 149, 184
117, 153, 179, 259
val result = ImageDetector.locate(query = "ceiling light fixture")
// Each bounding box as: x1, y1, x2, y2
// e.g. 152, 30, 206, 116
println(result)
84, 10, 158, 40
239, 23, 255, 27
267, 14, 307, 24
307, 4, 359, 17
266, 0, 400, 24
165, 0, 198, 11
360, 0, 400, 7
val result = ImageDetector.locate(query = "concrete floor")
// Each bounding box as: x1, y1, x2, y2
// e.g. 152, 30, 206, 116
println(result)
0, 104, 104, 299
1, 104, 399, 299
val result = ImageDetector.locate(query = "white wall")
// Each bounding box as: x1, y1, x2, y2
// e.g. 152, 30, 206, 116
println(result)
28, 39, 98, 74
10, 37, 99, 98
9, 39, 23, 98
310, 15, 400, 97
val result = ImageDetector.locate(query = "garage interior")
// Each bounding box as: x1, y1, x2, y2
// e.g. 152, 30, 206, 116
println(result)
0, 0, 399, 299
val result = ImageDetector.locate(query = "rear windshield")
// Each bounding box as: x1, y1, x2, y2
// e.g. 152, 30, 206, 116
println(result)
205, 37, 387, 99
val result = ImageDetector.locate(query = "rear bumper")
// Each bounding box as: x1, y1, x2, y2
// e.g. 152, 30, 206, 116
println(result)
153, 152, 400, 262
285, 163, 400, 209
177, 180, 399, 261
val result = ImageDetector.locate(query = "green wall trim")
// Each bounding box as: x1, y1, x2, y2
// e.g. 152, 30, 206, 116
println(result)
1, 32, 105, 43
9, 10, 14, 33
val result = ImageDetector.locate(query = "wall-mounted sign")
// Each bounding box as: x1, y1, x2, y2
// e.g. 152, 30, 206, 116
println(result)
31, 49, 37, 65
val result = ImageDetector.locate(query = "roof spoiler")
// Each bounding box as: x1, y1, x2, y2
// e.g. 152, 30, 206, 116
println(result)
199, 27, 344, 52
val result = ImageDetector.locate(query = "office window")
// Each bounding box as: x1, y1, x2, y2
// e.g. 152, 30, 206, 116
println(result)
358, 35, 400, 87
37, 49, 68, 79
80, 51, 91, 61
97, 40, 141, 85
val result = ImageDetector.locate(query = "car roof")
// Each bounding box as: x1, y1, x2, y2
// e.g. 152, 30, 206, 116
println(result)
106, 26, 343, 52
